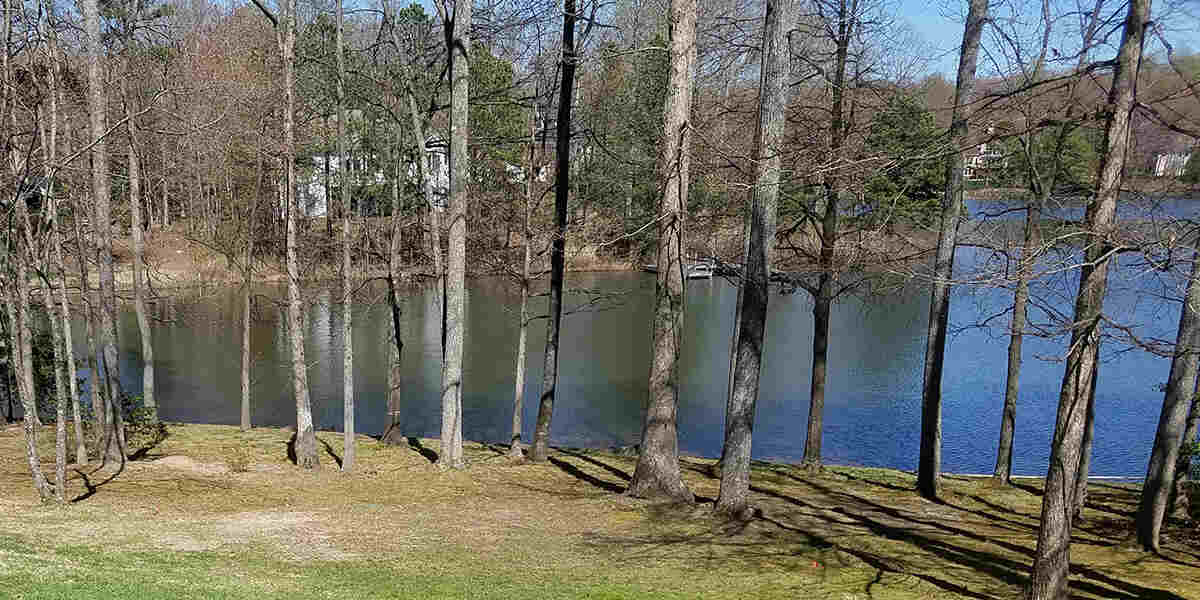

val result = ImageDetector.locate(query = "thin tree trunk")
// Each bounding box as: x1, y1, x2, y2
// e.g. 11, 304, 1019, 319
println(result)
126, 83, 156, 424
802, 0, 855, 471
509, 111, 536, 459
4, 281, 51, 501
1026, 1, 1148, 596
336, 0, 355, 473
277, 0, 319, 469
1138, 253, 1200, 551
996, 201, 1037, 483
715, 0, 795, 518
86, 0, 126, 466
436, 0, 471, 470
382, 132, 405, 445
55, 96, 87, 465
530, 0, 577, 463
42, 279, 69, 503
917, 0, 989, 500
626, 0, 698, 503
1073, 371, 1098, 519
161, 140, 170, 229
241, 131, 264, 431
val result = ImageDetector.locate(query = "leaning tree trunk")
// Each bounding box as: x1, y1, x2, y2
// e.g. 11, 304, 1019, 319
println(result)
1026, 1, 1148, 597
437, 0, 471, 470
626, 0, 698, 503
1169, 393, 1199, 518
530, 0, 576, 463
127, 92, 156, 425
4, 279, 52, 501
509, 111, 536, 459
1137, 250, 1200, 551
917, 0, 989, 500
1073, 372, 1098, 518
337, 0, 355, 472
279, 0, 319, 469
715, 0, 796, 518
86, 0, 126, 465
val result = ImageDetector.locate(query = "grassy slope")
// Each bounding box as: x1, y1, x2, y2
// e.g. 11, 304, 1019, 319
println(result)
1, 423, 1197, 599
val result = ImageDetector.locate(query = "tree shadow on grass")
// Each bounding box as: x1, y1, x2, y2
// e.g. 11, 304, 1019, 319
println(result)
406, 436, 438, 464
572, 457, 1191, 600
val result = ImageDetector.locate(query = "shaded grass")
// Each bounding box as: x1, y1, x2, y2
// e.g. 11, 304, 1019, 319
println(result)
2, 423, 1198, 599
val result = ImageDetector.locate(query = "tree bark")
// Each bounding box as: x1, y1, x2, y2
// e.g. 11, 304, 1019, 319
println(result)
995, 202, 1037, 483
530, 0, 577, 463
801, 0, 855, 471
715, 0, 795, 518
3, 281, 51, 501
126, 88, 156, 425
337, 0, 355, 472
437, 0, 471, 470
1026, 1, 1149, 597
241, 130, 264, 432
509, 111, 536, 459
86, 0, 126, 466
278, 0, 319, 469
1169, 391, 1199, 518
1137, 251, 1200, 551
626, 0, 698, 503
917, 0, 989, 500
382, 131, 405, 445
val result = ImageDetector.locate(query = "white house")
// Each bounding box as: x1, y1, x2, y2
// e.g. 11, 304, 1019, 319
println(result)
1154, 152, 1191, 177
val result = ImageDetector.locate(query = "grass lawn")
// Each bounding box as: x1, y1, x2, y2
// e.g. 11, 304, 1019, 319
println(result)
1, 423, 1197, 599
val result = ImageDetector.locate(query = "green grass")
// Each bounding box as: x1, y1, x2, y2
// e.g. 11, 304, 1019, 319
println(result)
2, 424, 1197, 600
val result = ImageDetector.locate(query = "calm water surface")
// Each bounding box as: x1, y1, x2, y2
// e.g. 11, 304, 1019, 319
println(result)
94, 243, 1184, 478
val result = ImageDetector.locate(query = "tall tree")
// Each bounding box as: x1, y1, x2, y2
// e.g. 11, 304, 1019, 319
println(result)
1026, 0, 1150, 596
337, 0, 355, 472
508, 107, 537, 458
435, 0, 471, 469
251, 0, 320, 468
87, 0, 127, 465
916, 0, 989, 500
529, 0, 577, 463
1137, 247, 1200, 552
626, 0, 698, 503
715, 0, 796, 517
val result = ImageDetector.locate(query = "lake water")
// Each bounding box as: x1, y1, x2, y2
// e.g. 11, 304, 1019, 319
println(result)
93, 240, 1186, 479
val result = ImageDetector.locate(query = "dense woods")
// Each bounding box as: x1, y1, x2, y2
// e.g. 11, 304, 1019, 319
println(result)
4, 0, 1200, 596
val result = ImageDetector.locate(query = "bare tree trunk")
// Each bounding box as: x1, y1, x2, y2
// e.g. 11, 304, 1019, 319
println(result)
42, 280, 69, 503
126, 83, 156, 424
801, 0, 855, 472
995, 202, 1037, 483
241, 131, 264, 432
509, 112, 536, 459
917, 0, 989, 500
436, 0, 471, 470
337, 0, 355, 473
1169, 392, 1199, 518
3, 281, 51, 501
1026, 1, 1148, 597
715, 0, 795, 518
276, 0, 319, 469
73, 198, 104, 457
1138, 253, 1200, 551
530, 0, 577, 463
161, 140, 170, 229
382, 133, 405, 445
1073, 373, 1098, 518
86, 0, 126, 466
626, 0, 698, 503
